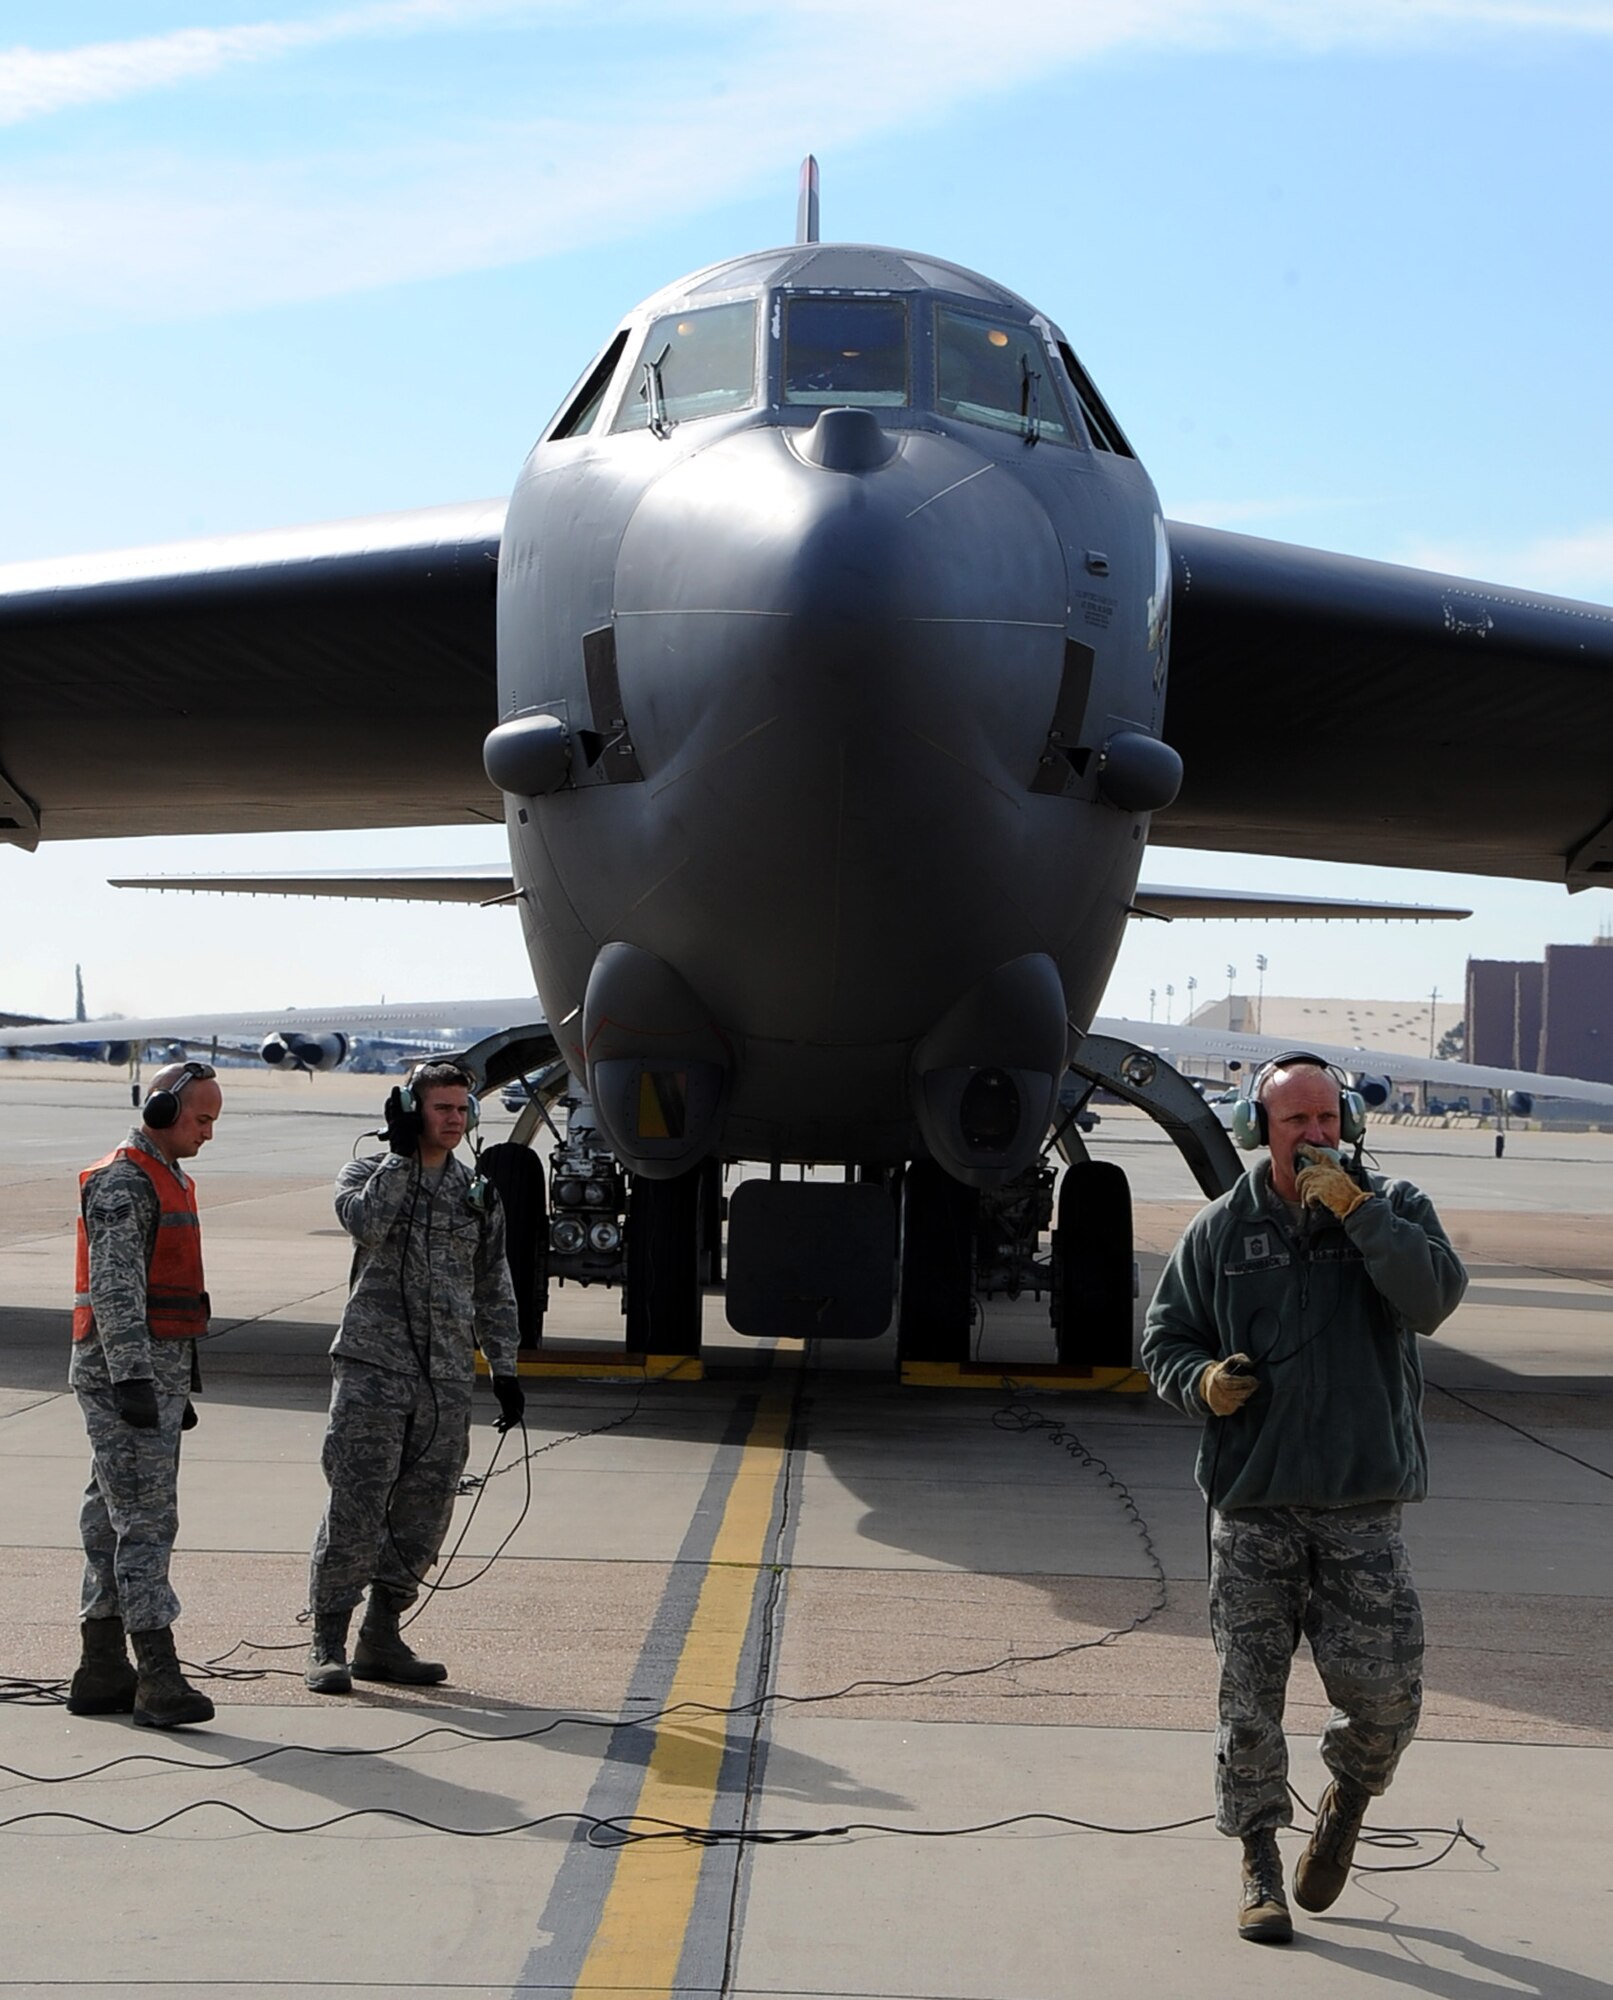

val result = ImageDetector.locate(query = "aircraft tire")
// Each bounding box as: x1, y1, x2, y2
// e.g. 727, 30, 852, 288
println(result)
625, 1167, 703, 1356
479, 1142, 548, 1351
1051, 1158, 1134, 1369
895, 1160, 977, 1364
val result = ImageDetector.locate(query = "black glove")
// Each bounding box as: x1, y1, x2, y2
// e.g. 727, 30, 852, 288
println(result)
113, 1379, 161, 1429
492, 1374, 526, 1434
383, 1087, 422, 1158
181, 1399, 199, 1431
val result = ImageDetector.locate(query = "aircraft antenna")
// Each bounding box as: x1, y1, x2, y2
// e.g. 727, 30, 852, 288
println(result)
796, 155, 820, 245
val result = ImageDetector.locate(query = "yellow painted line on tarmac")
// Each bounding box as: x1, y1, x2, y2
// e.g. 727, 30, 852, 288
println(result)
900, 1359, 1151, 1392
473, 1350, 705, 1381
572, 1352, 797, 1997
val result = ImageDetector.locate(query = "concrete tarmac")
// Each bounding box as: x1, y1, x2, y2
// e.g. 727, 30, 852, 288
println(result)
2, 1063, 1610, 1997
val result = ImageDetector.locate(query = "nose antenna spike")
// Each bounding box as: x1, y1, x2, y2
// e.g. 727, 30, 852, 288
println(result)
796, 155, 820, 245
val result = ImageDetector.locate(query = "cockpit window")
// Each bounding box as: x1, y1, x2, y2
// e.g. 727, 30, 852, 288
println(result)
549, 331, 628, 441
783, 297, 908, 407
611, 300, 757, 434
936, 307, 1076, 445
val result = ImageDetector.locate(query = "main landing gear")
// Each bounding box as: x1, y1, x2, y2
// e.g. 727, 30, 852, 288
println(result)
449, 1029, 1242, 1381
891, 1036, 1242, 1376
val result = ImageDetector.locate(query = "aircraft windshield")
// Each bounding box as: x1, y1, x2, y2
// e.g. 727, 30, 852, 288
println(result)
783, 297, 908, 407
936, 307, 1075, 444
612, 300, 757, 433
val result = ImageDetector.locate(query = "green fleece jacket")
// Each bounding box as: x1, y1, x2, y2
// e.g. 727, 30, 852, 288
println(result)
1141, 1158, 1467, 1511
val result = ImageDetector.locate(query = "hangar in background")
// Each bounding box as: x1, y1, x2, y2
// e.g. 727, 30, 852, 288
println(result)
1468, 939, 1613, 1085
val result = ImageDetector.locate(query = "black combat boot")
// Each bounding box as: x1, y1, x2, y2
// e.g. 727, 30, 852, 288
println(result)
1238, 1829, 1294, 1943
129, 1626, 215, 1728
305, 1611, 354, 1694
1294, 1775, 1371, 1911
351, 1590, 447, 1686
66, 1615, 138, 1716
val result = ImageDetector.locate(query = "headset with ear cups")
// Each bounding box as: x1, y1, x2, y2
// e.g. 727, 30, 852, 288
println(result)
399, 1061, 480, 1130
142, 1060, 217, 1131
1230, 1050, 1368, 1152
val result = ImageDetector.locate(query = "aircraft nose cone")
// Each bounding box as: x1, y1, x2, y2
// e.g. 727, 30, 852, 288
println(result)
794, 406, 897, 473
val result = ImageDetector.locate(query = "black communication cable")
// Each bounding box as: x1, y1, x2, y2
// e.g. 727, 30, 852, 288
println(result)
0, 1375, 1482, 1876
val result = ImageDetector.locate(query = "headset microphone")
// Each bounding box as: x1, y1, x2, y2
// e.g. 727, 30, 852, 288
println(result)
1230, 1051, 1368, 1152
398, 1061, 480, 1131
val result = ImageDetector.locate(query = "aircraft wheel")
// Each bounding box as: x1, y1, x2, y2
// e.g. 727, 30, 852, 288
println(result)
895, 1160, 977, 1364
479, 1142, 548, 1350
625, 1167, 703, 1356
1050, 1158, 1134, 1369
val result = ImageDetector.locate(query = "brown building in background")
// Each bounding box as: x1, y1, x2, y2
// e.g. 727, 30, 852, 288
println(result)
1467, 939, 1613, 1083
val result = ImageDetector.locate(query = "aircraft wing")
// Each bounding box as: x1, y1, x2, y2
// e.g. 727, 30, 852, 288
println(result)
107, 864, 516, 904
1161, 523, 1613, 889
1131, 884, 1470, 921
1093, 1014, 1613, 1106
0, 995, 542, 1052
0, 502, 505, 844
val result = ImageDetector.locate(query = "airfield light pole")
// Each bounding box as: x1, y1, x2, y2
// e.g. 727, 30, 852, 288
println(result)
1429, 985, 1440, 1059
1165, 983, 1175, 1024
1256, 954, 1268, 1034
1187, 974, 1198, 1021
1149, 987, 1157, 1023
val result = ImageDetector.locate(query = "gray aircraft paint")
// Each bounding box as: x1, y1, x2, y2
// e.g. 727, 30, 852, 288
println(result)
496, 244, 1167, 1171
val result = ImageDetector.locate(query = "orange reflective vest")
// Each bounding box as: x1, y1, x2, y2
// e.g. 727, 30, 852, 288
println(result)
72, 1146, 208, 1342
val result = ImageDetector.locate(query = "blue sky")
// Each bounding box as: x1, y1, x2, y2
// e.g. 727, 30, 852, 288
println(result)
3, 1, 1613, 1024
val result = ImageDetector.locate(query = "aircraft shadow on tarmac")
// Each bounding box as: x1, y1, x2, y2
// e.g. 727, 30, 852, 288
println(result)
7, 1307, 1609, 1752
1304, 1916, 1613, 2000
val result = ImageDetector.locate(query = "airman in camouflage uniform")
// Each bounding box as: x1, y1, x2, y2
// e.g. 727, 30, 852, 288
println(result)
69, 1061, 223, 1729
1142, 1056, 1466, 1943
305, 1062, 524, 1693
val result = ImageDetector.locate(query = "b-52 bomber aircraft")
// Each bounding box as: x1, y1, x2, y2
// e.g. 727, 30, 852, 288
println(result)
5, 162, 1613, 1370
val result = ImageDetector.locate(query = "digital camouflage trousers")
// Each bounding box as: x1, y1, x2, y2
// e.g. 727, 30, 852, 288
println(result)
308, 1357, 474, 1617
1210, 1501, 1424, 1837
76, 1382, 189, 1633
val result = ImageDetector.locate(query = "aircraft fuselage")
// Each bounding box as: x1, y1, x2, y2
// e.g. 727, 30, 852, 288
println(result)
492, 244, 1176, 1182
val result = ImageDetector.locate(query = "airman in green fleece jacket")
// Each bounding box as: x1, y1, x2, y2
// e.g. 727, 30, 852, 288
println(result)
1141, 1056, 1466, 1945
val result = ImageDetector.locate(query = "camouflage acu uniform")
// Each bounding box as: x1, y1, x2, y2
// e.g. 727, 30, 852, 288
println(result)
308, 1152, 520, 1616
1142, 1157, 1466, 1838
71, 1130, 204, 1634
1210, 1503, 1423, 1835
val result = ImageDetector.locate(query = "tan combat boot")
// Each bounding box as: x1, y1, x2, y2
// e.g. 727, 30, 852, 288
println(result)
1294, 1776, 1370, 1912
1239, 1828, 1294, 1943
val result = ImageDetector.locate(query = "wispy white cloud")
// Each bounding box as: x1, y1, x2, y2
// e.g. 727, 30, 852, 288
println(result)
1403, 523, 1613, 602
4, 0, 1613, 327
0, 1, 541, 127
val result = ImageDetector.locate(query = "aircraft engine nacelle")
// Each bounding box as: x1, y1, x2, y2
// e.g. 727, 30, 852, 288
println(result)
1347, 1073, 1393, 1110
1506, 1089, 1534, 1116
260, 1031, 349, 1072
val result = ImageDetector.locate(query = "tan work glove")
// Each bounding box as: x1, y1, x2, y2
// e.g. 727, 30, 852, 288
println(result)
1200, 1355, 1258, 1416
1295, 1148, 1373, 1220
